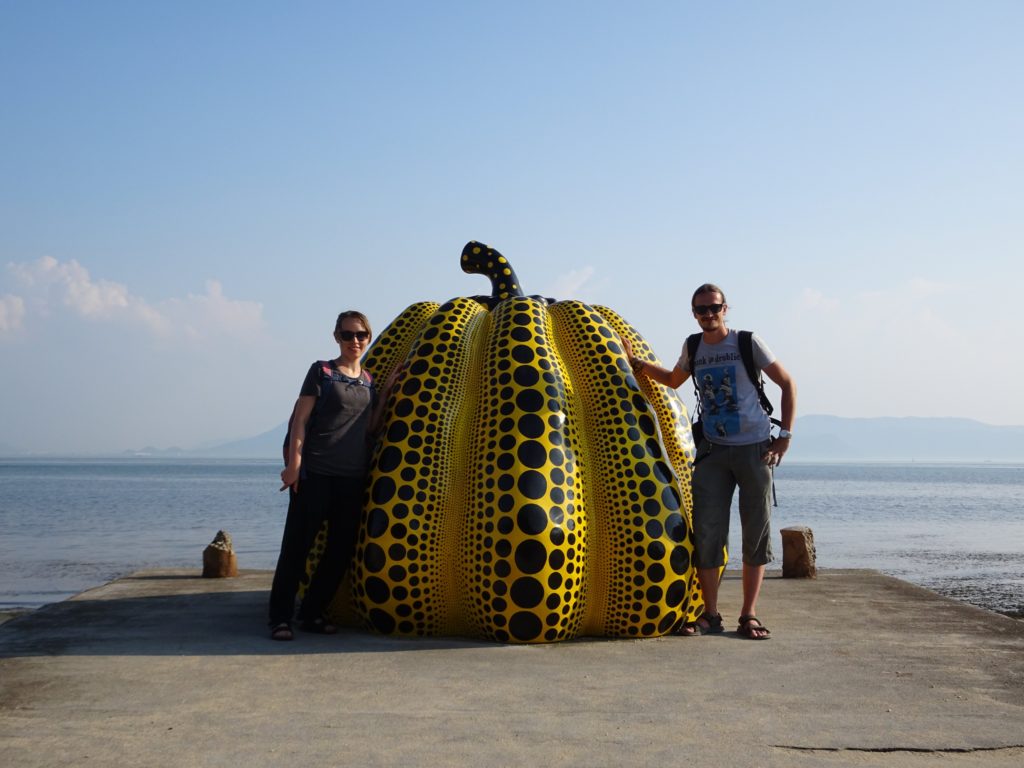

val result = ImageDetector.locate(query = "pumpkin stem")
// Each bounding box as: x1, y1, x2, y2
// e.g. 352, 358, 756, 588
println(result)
461, 241, 524, 301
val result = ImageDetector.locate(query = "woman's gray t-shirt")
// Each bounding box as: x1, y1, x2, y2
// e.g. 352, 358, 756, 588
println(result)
299, 361, 376, 477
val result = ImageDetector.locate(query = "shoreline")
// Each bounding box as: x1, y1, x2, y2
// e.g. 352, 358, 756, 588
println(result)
3, 568, 1020, 624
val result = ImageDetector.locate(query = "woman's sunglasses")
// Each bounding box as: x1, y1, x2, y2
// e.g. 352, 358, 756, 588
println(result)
692, 303, 724, 316
337, 330, 370, 342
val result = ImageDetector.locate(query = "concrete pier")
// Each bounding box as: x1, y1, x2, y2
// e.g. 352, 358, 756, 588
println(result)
2, 569, 1022, 767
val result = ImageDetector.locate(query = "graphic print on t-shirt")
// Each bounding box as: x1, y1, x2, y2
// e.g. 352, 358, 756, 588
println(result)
699, 364, 741, 439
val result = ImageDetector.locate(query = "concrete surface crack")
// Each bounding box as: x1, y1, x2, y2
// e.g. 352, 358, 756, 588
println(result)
775, 745, 1024, 754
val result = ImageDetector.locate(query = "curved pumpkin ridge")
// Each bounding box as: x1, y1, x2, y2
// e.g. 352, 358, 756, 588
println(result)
465, 296, 588, 643
593, 305, 697, 491
352, 297, 488, 636
549, 300, 695, 637
591, 305, 708, 624
362, 301, 443, 384
593, 305, 725, 624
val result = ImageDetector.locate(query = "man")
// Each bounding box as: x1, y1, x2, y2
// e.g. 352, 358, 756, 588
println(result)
626, 283, 797, 639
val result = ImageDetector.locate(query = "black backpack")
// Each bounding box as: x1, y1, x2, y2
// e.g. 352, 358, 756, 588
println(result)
685, 330, 781, 446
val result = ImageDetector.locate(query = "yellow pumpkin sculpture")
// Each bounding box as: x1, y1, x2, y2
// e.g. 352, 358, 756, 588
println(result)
342, 242, 707, 643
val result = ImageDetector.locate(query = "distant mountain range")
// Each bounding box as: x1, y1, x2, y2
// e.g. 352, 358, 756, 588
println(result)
3, 416, 1022, 462
786, 415, 1024, 462
188, 414, 1024, 462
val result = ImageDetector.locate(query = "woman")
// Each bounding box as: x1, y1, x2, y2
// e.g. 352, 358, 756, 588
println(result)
269, 310, 377, 641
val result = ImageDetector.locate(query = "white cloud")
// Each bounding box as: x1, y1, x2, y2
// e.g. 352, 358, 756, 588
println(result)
907, 277, 954, 299
552, 265, 597, 297
0, 294, 25, 333
800, 288, 839, 312
6, 257, 263, 338
160, 280, 264, 338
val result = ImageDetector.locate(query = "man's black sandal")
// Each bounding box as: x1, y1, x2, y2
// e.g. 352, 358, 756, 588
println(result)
270, 622, 294, 641
737, 615, 771, 640
678, 611, 724, 636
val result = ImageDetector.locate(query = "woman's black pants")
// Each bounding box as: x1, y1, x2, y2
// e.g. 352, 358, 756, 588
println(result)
268, 472, 363, 627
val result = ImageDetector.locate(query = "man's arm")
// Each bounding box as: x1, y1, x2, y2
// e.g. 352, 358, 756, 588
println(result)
762, 360, 797, 464
621, 336, 690, 389
636, 359, 689, 389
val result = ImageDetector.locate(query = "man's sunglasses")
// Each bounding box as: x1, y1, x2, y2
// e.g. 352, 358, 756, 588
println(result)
337, 330, 371, 342
692, 303, 724, 316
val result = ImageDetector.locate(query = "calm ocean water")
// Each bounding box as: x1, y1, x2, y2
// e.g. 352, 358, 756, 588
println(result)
1, 459, 1021, 616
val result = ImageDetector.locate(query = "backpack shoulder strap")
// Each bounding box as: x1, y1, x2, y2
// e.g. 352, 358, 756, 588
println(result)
686, 333, 703, 415
739, 331, 775, 417
685, 333, 702, 375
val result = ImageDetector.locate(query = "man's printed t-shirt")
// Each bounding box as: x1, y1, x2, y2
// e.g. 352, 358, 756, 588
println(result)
678, 330, 776, 446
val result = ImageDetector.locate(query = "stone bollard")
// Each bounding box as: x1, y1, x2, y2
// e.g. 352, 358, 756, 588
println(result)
202, 530, 239, 578
780, 526, 816, 578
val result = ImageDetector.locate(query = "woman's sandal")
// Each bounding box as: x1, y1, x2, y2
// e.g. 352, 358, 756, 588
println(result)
270, 622, 294, 641
299, 617, 338, 635
737, 615, 771, 640
677, 611, 724, 636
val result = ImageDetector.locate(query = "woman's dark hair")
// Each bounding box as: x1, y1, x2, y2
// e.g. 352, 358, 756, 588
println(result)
334, 310, 372, 338
691, 283, 726, 307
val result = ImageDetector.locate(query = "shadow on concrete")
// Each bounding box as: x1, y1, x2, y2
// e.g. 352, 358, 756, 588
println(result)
0, 586, 495, 658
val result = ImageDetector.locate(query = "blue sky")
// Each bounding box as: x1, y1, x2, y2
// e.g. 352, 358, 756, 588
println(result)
1, 1, 1021, 453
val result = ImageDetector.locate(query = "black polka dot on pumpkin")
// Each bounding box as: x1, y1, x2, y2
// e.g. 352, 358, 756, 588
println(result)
386, 420, 409, 442
510, 577, 544, 608
365, 576, 390, 604
661, 486, 680, 511
517, 440, 547, 469
513, 367, 540, 390
516, 504, 548, 535
509, 611, 542, 641
666, 579, 688, 606
363, 542, 386, 572
518, 413, 544, 438
517, 470, 547, 499
378, 446, 402, 473
366, 509, 389, 538
664, 513, 687, 542
371, 476, 396, 505
670, 545, 691, 575
511, 345, 534, 364
514, 539, 547, 573
516, 389, 544, 413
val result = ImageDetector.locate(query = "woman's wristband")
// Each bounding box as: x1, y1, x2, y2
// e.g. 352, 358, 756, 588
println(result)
630, 358, 644, 374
